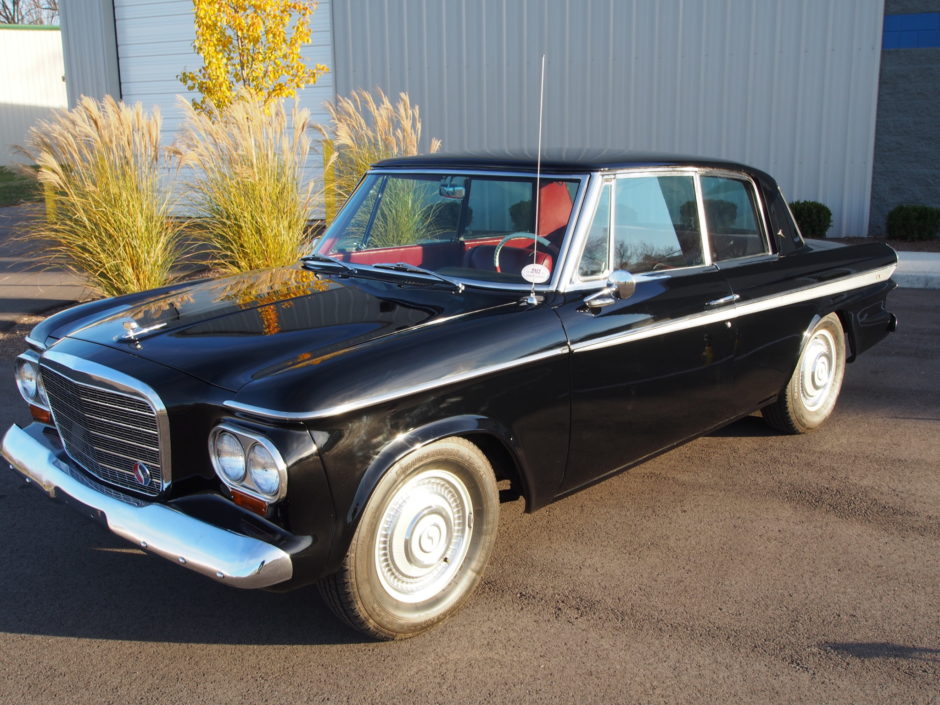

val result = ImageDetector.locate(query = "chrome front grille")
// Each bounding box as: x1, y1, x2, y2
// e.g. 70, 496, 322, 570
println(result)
41, 366, 165, 496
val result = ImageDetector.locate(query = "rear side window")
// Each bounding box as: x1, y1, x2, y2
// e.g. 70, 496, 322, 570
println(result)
612, 175, 704, 274
700, 176, 768, 260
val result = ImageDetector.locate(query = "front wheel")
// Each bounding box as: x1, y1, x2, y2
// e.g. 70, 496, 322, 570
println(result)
319, 437, 499, 640
763, 313, 846, 434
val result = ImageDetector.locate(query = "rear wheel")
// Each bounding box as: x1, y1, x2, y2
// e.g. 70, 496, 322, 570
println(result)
763, 313, 846, 434
319, 437, 499, 640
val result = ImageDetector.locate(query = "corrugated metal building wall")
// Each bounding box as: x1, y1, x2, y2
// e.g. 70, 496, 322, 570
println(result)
0, 26, 68, 165
332, 0, 885, 237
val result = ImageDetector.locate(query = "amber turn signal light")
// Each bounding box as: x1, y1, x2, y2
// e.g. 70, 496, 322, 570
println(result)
29, 405, 51, 425
230, 488, 268, 516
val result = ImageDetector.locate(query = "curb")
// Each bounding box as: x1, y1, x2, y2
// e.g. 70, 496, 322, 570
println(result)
895, 252, 940, 290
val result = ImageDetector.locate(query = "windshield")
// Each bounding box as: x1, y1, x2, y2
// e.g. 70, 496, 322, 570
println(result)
314, 172, 582, 286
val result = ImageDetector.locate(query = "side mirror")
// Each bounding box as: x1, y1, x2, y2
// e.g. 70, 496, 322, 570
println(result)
583, 270, 636, 309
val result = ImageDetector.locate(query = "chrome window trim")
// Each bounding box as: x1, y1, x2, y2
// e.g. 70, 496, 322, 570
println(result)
209, 422, 288, 503
693, 173, 713, 266
324, 168, 590, 294
39, 349, 172, 491
571, 264, 896, 354
224, 346, 571, 422
557, 173, 606, 291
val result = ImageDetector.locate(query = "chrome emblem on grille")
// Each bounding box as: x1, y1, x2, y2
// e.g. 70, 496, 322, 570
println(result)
132, 462, 152, 486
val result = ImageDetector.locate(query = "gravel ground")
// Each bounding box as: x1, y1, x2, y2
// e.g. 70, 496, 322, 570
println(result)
0, 289, 936, 705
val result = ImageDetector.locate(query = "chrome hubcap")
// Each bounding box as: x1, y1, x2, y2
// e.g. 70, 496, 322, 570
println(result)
799, 329, 837, 411
375, 469, 473, 603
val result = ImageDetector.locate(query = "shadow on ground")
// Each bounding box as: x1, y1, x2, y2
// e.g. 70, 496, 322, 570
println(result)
822, 642, 940, 662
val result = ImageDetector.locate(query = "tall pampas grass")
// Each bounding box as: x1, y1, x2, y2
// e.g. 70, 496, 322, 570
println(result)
317, 88, 441, 219
173, 93, 316, 274
19, 96, 183, 297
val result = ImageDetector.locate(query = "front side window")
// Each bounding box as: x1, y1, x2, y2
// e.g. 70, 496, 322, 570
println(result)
317, 172, 581, 285
700, 176, 767, 260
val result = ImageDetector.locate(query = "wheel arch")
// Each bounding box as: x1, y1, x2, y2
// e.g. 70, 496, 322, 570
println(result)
345, 415, 533, 530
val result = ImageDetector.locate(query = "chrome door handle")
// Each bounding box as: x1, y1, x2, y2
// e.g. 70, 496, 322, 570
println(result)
706, 293, 740, 308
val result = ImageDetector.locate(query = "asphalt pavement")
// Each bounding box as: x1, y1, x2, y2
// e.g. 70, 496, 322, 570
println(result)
0, 253, 936, 701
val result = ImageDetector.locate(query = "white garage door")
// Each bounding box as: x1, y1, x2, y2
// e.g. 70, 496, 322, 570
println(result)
113, 0, 335, 191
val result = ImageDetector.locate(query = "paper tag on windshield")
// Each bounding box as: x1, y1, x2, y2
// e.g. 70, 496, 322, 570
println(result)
521, 263, 550, 284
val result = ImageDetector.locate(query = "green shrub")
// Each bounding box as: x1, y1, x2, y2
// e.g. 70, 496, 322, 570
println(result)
19, 96, 184, 297
789, 200, 832, 238
173, 93, 316, 274
886, 204, 940, 241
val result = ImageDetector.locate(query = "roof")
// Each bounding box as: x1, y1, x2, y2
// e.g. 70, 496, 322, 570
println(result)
373, 149, 762, 175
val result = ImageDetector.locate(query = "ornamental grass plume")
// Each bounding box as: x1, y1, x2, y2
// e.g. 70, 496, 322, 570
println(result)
316, 88, 441, 220
173, 92, 316, 273
18, 96, 184, 297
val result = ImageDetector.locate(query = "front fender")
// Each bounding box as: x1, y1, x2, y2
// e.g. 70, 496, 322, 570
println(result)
325, 414, 530, 570
346, 414, 528, 525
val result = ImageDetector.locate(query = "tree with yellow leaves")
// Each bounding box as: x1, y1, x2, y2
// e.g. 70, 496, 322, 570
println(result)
179, 0, 328, 112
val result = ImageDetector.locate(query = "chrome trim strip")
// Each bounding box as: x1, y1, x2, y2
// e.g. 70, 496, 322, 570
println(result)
572, 264, 897, 354
40, 350, 172, 489
224, 346, 571, 421
694, 173, 712, 267
2, 424, 293, 589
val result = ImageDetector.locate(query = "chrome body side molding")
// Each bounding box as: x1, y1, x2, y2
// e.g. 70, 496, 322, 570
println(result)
224, 346, 571, 422
572, 264, 896, 354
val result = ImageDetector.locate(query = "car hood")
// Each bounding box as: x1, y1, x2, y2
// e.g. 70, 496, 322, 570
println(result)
62, 266, 520, 392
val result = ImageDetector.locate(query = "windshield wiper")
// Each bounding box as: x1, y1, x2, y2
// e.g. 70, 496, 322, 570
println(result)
371, 262, 465, 293
301, 253, 357, 274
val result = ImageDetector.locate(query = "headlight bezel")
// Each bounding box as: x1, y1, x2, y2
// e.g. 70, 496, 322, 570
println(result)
15, 352, 50, 411
209, 423, 287, 502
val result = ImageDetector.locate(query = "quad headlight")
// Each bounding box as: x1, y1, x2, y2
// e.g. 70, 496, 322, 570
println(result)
214, 431, 246, 482
210, 425, 287, 501
15, 353, 49, 410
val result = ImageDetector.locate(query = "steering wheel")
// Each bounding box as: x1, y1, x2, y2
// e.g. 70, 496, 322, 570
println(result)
493, 232, 559, 272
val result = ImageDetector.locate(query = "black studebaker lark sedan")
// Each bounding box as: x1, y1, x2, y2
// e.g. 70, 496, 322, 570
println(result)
4, 152, 897, 639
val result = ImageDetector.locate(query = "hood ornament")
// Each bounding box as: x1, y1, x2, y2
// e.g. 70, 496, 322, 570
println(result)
119, 320, 167, 348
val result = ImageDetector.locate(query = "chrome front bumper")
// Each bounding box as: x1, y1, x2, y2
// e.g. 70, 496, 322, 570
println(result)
2, 423, 293, 589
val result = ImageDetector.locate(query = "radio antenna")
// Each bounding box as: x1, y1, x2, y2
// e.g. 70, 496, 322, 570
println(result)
525, 54, 547, 306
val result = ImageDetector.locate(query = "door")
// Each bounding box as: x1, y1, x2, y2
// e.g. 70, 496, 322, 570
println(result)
699, 172, 811, 411
556, 172, 738, 494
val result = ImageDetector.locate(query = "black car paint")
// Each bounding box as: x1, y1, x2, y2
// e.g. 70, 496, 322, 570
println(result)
18, 154, 898, 589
